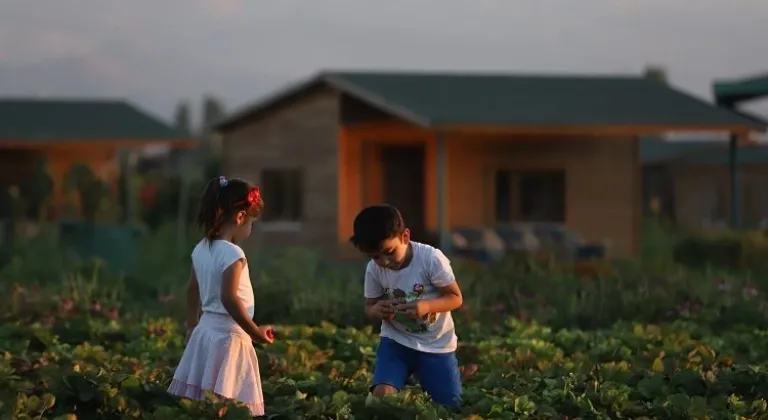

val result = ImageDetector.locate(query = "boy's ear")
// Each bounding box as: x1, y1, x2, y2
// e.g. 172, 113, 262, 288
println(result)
401, 228, 411, 244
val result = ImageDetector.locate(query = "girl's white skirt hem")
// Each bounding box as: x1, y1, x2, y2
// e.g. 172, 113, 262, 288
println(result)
168, 312, 265, 416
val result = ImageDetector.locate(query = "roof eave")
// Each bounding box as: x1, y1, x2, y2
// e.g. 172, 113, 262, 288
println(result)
0, 137, 199, 149
322, 73, 431, 127
212, 71, 433, 133
713, 74, 768, 104
642, 137, 760, 166
433, 123, 764, 137
212, 73, 327, 133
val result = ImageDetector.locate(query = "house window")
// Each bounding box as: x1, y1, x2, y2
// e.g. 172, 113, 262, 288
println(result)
494, 169, 566, 223
260, 169, 303, 223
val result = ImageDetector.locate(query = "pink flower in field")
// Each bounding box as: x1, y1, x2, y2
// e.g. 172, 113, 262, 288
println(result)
61, 298, 74, 311
105, 307, 119, 320
690, 300, 702, 313
490, 303, 506, 313
159, 294, 175, 303
90, 300, 102, 313
743, 284, 759, 297
41, 313, 55, 327
717, 279, 731, 293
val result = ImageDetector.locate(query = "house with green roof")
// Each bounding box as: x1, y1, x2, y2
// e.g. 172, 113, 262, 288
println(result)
0, 99, 195, 219
641, 136, 768, 230
639, 72, 768, 231
214, 70, 763, 258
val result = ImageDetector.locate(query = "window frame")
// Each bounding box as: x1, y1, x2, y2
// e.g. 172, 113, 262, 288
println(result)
258, 168, 304, 230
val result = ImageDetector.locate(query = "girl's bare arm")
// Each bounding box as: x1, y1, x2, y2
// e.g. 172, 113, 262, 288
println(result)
220, 259, 269, 342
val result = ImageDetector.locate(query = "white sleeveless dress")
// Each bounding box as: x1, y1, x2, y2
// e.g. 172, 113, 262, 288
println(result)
167, 239, 264, 416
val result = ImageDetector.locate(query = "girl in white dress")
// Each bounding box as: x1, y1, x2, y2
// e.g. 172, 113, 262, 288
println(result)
168, 175, 274, 416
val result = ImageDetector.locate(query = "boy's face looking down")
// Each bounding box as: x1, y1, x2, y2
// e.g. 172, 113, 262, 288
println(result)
363, 229, 411, 270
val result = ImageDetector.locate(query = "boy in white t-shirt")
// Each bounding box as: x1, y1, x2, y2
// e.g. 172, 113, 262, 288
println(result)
350, 204, 464, 407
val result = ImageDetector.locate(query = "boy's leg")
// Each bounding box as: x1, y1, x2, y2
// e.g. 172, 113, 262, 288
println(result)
414, 350, 462, 407
370, 337, 412, 396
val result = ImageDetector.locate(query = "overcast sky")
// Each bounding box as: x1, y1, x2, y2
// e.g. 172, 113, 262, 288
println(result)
1, 0, 766, 123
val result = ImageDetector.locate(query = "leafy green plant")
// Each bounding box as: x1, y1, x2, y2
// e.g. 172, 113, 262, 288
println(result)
63, 162, 111, 223
3, 222, 768, 417
21, 157, 54, 222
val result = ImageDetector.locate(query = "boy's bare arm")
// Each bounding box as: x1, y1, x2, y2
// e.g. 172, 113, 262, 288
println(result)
426, 282, 463, 313
398, 282, 463, 318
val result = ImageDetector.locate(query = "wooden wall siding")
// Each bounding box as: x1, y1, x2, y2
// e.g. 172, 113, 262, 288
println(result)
0, 149, 43, 185
670, 165, 768, 229
221, 88, 341, 249
339, 126, 640, 258
0, 145, 119, 217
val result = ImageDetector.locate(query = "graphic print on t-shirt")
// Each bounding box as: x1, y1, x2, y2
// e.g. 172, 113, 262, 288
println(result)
383, 282, 438, 333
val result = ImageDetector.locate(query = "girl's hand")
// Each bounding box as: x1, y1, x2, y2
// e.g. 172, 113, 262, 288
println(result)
255, 326, 275, 344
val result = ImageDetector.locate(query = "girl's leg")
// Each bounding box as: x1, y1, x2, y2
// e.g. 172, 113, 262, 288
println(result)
370, 337, 412, 396
414, 351, 462, 407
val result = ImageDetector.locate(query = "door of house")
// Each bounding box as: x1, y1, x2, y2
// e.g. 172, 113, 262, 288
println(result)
381, 145, 427, 242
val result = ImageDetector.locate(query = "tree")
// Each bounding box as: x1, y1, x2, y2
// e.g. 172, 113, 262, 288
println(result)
22, 157, 54, 221
200, 95, 226, 156
643, 65, 668, 83
173, 101, 193, 134
201, 95, 226, 134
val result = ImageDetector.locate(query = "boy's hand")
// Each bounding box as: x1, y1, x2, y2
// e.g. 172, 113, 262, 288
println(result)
395, 300, 430, 319
369, 300, 395, 320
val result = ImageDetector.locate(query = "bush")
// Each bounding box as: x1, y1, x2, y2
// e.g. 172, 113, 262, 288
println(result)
673, 230, 768, 274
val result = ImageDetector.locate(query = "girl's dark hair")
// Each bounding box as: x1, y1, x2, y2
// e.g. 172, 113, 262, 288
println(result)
197, 176, 264, 243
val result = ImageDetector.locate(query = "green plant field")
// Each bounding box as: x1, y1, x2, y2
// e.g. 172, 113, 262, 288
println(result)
3, 224, 768, 418
5, 306, 768, 419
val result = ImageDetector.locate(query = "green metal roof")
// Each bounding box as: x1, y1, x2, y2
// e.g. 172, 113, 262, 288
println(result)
217, 70, 765, 131
0, 99, 190, 141
713, 73, 768, 105
641, 137, 768, 166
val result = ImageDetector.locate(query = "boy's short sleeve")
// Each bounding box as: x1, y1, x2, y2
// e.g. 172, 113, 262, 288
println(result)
218, 243, 246, 273
428, 248, 456, 287
364, 262, 385, 299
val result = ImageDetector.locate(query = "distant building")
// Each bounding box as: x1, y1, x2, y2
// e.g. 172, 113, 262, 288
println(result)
0, 98, 195, 219
215, 70, 763, 257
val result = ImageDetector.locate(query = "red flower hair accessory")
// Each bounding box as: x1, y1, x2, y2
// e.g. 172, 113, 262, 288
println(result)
246, 186, 261, 208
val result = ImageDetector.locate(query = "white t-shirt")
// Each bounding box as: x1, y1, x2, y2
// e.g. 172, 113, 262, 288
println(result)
191, 239, 255, 319
364, 241, 458, 353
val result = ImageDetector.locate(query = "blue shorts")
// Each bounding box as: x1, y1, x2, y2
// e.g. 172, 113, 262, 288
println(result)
371, 337, 462, 407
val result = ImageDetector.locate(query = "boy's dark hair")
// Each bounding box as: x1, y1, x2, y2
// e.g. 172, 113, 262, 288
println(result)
349, 204, 405, 252
197, 176, 263, 243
